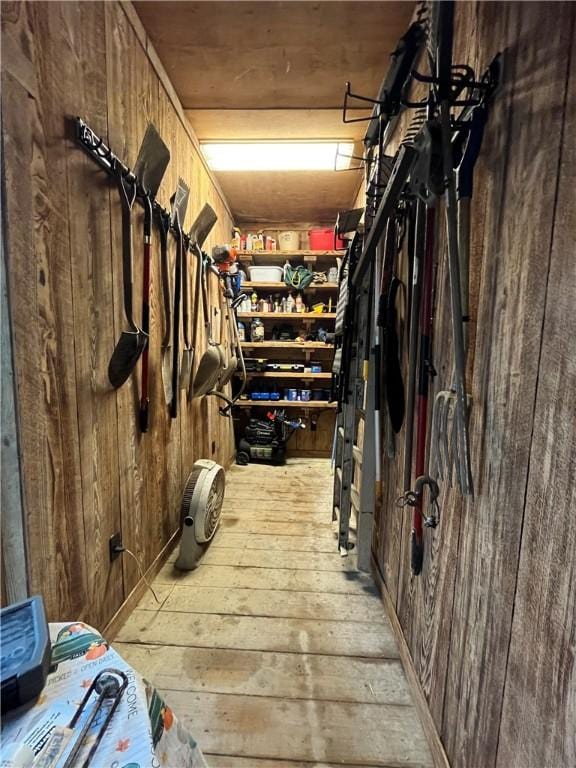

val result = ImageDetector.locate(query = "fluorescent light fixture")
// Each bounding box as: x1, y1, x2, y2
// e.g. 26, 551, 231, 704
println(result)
200, 141, 355, 171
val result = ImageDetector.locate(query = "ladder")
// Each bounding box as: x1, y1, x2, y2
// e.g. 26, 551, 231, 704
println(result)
332, 243, 378, 571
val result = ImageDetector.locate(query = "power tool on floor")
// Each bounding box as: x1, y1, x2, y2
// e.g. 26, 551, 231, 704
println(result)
236, 410, 306, 466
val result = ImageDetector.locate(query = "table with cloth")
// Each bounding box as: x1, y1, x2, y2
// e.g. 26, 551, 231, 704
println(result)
1, 622, 207, 768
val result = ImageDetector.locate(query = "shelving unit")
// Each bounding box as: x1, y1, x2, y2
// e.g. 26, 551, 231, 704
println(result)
236, 400, 336, 410
238, 312, 336, 320
242, 281, 338, 292
238, 249, 341, 266
234, 239, 340, 459
240, 341, 333, 350
243, 372, 332, 379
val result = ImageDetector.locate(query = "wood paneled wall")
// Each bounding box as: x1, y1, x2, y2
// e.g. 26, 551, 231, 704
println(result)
373, 3, 576, 768
1, 1, 235, 628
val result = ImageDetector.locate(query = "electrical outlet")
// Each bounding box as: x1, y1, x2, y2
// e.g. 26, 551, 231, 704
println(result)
109, 532, 122, 562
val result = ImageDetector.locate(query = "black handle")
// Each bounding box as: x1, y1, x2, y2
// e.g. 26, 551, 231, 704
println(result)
139, 403, 149, 433
117, 169, 137, 329
456, 104, 487, 199
159, 211, 171, 346
411, 530, 423, 575
170, 211, 183, 419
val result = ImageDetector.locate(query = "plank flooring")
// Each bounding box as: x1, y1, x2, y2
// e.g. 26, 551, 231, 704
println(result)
115, 459, 433, 767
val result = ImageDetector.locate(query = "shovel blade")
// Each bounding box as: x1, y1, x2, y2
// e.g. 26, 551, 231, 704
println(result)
189, 203, 218, 248
180, 348, 194, 390
161, 347, 173, 405
108, 330, 148, 389
134, 123, 171, 197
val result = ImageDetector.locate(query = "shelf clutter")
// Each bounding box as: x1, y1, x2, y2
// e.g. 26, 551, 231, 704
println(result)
236, 400, 336, 409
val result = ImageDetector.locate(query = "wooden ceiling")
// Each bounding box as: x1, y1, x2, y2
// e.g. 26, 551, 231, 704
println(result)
134, 1, 414, 223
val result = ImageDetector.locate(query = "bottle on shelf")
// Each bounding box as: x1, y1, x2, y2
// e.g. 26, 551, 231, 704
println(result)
251, 291, 258, 311
237, 321, 246, 342
251, 317, 265, 342
286, 292, 295, 313
295, 292, 304, 313
232, 227, 241, 249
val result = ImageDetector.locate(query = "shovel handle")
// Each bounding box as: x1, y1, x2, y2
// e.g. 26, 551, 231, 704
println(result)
159, 211, 171, 347
181, 238, 191, 347
140, 196, 152, 433
117, 169, 137, 330
170, 210, 183, 419
411, 529, 424, 575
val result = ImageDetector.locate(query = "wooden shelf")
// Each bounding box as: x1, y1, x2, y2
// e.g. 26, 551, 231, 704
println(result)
240, 341, 334, 350
237, 312, 336, 320
240, 372, 332, 379
236, 400, 336, 409
241, 281, 339, 292
238, 249, 341, 267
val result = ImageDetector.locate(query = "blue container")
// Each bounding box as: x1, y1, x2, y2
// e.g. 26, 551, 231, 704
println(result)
286, 389, 298, 401
300, 389, 312, 402
310, 364, 322, 373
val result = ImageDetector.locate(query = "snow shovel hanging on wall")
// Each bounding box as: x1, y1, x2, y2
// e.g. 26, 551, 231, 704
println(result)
181, 204, 218, 392
108, 165, 147, 388
133, 123, 170, 431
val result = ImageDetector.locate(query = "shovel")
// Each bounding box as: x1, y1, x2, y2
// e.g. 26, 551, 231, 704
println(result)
179, 239, 194, 391
159, 210, 173, 406
191, 255, 225, 399
169, 179, 190, 418
189, 203, 218, 250
108, 166, 147, 388
186, 203, 218, 400
133, 123, 170, 431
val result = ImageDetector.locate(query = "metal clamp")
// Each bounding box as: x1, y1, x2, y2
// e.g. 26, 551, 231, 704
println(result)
396, 475, 440, 528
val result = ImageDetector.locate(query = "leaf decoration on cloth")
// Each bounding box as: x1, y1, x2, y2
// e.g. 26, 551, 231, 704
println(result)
116, 738, 131, 752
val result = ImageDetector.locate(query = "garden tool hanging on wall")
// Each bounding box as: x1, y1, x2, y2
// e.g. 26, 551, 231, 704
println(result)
191, 254, 226, 399
159, 209, 173, 406
108, 165, 147, 388
431, 66, 497, 491
169, 178, 190, 419
186, 203, 218, 400
133, 123, 170, 430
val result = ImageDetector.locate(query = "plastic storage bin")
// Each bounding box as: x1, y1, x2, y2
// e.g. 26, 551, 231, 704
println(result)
309, 227, 346, 250
247, 266, 284, 282
278, 231, 300, 251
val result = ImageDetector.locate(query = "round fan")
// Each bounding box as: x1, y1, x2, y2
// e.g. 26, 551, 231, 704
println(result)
174, 459, 225, 570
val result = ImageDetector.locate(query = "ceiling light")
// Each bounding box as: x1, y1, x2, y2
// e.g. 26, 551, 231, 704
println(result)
200, 142, 354, 172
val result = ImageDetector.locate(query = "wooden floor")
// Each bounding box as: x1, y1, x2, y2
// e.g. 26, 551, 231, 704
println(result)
115, 459, 433, 768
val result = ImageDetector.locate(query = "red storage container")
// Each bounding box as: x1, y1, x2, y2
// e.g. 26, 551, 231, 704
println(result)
309, 227, 346, 250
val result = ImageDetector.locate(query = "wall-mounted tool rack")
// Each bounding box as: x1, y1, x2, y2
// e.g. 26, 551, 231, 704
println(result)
75, 117, 188, 245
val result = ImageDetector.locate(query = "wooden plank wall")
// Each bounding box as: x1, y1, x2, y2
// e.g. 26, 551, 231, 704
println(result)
373, 3, 576, 768
1, 1, 235, 628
